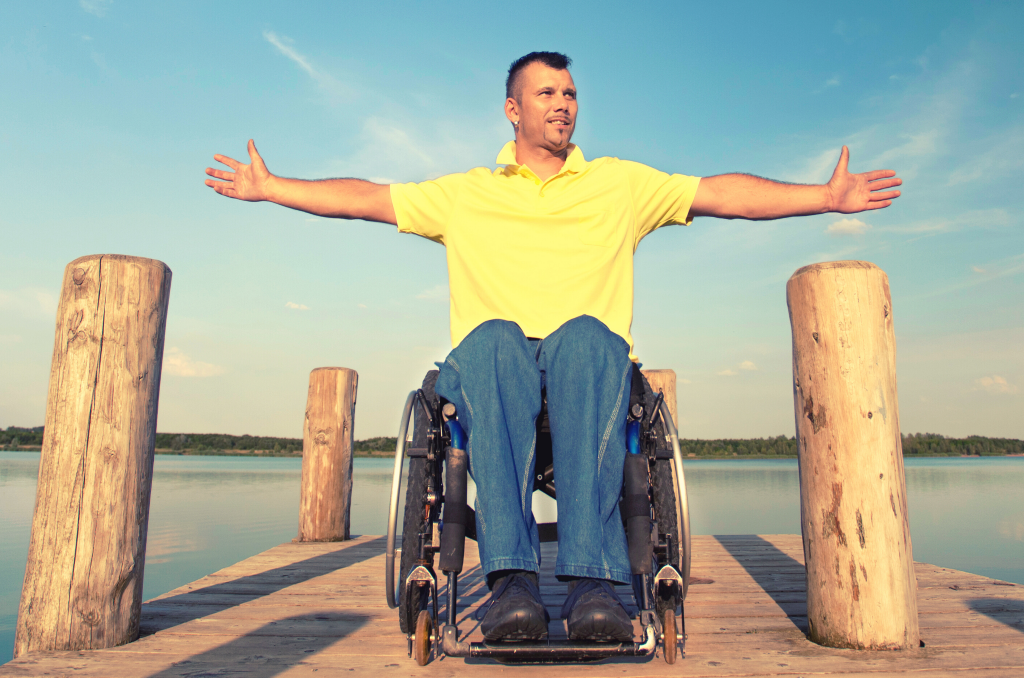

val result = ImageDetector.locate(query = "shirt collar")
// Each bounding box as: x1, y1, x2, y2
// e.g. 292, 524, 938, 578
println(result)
496, 141, 587, 177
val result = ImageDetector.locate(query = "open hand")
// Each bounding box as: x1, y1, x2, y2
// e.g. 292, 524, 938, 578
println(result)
826, 146, 902, 213
205, 139, 272, 201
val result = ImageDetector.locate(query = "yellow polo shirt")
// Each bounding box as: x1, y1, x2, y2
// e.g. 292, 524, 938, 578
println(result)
390, 142, 700, 359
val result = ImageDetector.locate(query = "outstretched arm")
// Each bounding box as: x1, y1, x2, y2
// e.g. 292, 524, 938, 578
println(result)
689, 146, 901, 220
204, 140, 397, 225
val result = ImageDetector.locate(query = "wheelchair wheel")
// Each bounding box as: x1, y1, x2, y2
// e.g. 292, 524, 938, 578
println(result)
662, 608, 677, 664
413, 609, 433, 666
398, 456, 432, 634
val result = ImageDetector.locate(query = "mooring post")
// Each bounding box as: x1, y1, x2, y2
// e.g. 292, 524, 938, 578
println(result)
15, 255, 171, 657
787, 260, 919, 650
298, 367, 358, 542
641, 369, 677, 425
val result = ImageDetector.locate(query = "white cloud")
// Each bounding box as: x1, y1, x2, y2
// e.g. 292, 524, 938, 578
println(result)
80, 0, 112, 17
1011, 93, 1020, 100
872, 130, 939, 167
739, 361, 758, 371
416, 284, 449, 302
163, 348, 225, 378
0, 287, 57, 317
783, 147, 840, 184
972, 266, 986, 273
973, 375, 1018, 395
826, 218, 872, 237
878, 209, 1012, 236
946, 126, 1024, 186
357, 303, 368, 309
824, 76, 841, 88
717, 369, 737, 377
285, 301, 310, 310
263, 31, 349, 100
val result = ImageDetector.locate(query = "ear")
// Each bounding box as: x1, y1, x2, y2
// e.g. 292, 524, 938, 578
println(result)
504, 97, 520, 126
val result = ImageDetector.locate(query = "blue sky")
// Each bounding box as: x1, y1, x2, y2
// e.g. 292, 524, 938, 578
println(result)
1, 1, 1021, 440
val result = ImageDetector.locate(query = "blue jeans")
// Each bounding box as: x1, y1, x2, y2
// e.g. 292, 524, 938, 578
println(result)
435, 315, 634, 584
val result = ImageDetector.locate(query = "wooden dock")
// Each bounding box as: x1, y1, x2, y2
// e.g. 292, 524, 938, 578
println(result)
3, 535, 1022, 677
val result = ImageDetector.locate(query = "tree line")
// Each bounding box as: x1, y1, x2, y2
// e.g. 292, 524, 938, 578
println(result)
2, 426, 1021, 457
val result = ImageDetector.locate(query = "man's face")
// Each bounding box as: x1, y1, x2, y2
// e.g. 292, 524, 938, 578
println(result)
507, 63, 577, 153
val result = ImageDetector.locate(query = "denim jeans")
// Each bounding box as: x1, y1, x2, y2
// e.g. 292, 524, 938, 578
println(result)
435, 315, 634, 584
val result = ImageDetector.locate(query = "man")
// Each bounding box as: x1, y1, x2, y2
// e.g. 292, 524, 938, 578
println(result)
205, 52, 901, 643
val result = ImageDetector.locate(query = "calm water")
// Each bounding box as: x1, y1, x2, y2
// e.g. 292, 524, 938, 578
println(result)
2, 452, 1022, 663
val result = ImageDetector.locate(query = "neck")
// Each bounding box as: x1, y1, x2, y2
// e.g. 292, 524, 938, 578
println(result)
514, 137, 570, 181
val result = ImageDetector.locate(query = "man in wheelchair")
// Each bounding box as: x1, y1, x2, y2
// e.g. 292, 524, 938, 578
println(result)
206, 51, 902, 650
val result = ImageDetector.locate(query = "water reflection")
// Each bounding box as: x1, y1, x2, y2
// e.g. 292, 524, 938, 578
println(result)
2, 452, 1023, 665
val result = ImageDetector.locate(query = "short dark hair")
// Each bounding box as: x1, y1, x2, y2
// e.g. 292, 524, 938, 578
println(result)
506, 51, 572, 101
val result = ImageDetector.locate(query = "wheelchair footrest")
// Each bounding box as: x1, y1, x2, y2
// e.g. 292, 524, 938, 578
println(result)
440, 623, 658, 663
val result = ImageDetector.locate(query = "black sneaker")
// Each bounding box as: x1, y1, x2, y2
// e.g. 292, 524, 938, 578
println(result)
476, 571, 549, 642
561, 579, 634, 642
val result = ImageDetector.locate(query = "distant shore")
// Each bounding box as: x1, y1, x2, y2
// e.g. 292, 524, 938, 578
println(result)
3, 446, 1022, 460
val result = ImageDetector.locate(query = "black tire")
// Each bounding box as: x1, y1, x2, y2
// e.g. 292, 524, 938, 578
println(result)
399, 456, 431, 634
398, 370, 441, 635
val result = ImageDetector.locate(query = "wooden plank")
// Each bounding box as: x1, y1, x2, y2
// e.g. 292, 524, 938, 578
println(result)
4, 534, 1024, 678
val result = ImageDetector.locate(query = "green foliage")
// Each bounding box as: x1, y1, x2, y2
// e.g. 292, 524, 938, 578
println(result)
3, 426, 1022, 457
0, 426, 43, 448
678, 435, 797, 458
353, 436, 399, 453
900, 432, 1024, 457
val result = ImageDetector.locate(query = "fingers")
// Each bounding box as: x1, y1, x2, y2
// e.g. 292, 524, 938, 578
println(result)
836, 145, 850, 173
868, 177, 902, 190
864, 169, 898, 181
204, 178, 236, 197
863, 200, 892, 210
205, 167, 235, 181
870, 190, 901, 201
248, 139, 261, 163
214, 154, 241, 170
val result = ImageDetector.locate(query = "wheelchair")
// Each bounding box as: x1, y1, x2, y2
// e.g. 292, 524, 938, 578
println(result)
385, 366, 691, 665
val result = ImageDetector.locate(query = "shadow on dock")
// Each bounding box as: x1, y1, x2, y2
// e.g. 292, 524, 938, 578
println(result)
141, 537, 386, 635
714, 535, 808, 632
968, 598, 1024, 634
144, 613, 370, 678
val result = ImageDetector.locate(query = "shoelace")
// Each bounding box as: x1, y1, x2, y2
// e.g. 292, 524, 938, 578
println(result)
559, 578, 629, 620
473, 573, 543, 621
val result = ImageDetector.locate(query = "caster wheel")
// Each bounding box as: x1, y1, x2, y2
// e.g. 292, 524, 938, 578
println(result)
662, 608, 677, 665
413, 610, 433, 666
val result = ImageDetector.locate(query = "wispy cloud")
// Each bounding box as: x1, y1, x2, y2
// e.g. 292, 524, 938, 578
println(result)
824, 76, 841, 88
826, 217, 872, 237
80, 0, 112, 17
285, 301, 310, 310
263, 31, 349, 100
973, 375, 1018, 395
163, 348, 225, 378
739, 361, 758, 371
877, 208, 1012, 235
416, 284, 449, 302
0, 287, 57, 317
717, 369, 737, 377
783, 147, 839, 184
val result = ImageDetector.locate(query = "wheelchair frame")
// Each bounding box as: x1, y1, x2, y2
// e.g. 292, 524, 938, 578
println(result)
385, 369, 691, 665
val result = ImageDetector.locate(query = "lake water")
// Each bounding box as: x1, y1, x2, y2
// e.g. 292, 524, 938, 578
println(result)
2, 452, 1023, 663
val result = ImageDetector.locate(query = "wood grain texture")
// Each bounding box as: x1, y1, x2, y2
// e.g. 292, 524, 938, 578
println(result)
641, 369, 677, 425
298, 368, 358, 542
787, 260, 919, 650
4, 535, 1022, 677
15, 255, 171, 657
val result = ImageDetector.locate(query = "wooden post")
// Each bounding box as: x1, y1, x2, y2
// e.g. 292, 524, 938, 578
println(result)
787, 261, 919, 650
642, 369, 677, 425
15, 255, 171, 657
298, 367, 358, 542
